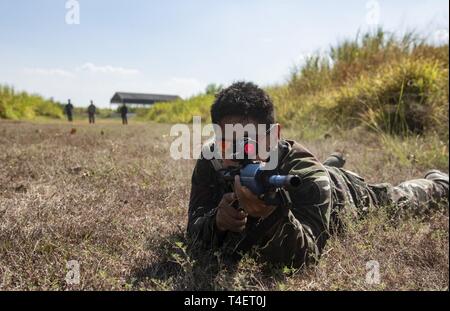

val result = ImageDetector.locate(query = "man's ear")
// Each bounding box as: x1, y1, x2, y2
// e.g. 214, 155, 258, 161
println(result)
276, 123, 281, 140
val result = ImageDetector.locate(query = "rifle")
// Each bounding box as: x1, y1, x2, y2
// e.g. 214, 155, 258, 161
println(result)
216, 137, 302, 256
218, 137, 301, 207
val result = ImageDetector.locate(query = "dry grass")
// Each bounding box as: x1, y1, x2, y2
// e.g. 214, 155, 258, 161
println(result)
0, 119, 448, 291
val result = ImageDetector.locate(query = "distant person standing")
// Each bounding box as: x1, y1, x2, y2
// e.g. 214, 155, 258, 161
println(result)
120, 104, 128, 125
87, 100, 96, 124
65, 99, 74, 122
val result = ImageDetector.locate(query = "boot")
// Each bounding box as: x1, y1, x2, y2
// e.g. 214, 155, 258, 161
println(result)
323, 152, 346, 168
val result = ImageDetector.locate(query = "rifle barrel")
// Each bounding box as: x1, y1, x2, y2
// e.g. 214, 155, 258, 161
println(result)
268, 175, 301, 188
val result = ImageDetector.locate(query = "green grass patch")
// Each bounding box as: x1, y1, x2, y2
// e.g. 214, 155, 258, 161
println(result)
145, 94, 214, 123
0, 85, 63, 120
380, 133, 449, 170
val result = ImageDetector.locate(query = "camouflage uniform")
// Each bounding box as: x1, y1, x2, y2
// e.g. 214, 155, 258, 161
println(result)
187, 139, 448, 267
88, 104, 96, 124
120, 105, 128, 125
65, 103, 74, 122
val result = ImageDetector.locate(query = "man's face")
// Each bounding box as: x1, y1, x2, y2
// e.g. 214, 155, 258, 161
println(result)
218, 116, 280, 168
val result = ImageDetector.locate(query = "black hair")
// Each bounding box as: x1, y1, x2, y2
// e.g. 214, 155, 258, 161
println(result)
211, 81, 275, 125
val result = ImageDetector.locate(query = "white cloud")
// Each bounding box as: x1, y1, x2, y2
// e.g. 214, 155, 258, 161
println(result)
76, 62, 140, 75
24, 67, 75, 78
24, 62, 140, 79
15, 65, 206, 107
165, 77, 206, 98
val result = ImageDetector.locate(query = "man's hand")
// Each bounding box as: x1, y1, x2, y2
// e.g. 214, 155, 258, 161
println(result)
216, 193, 248, 233
234, 176, 276, 218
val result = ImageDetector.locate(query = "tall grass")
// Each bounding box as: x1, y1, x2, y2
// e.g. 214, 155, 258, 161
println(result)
145, 94, 214, 123
144, 28, 448, 142
0, 85, 63, 120
324, 58, 447, 135
380, 132, 449, 170
286, 28, 448, 137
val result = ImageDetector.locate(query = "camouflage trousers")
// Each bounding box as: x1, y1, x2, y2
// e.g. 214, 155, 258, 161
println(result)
322, 152, 449, 215
368, 174, 449, 216
324, 158, 449, 219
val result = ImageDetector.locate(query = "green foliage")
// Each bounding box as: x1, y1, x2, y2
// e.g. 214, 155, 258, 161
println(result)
324, 58, 448, 135
97, 108, 115, 118
205, 83, 223, 95
144, 29, 448, 141
0, 85, 63, 120
380, 133, 449, 170
285, 28, 448, 137
145, 94, 214, 123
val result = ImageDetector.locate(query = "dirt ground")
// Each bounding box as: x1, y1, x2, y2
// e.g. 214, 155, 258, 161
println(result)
0, 119, 448, 290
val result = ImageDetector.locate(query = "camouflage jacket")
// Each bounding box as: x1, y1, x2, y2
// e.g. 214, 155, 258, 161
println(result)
187, 139, 378, 267
88, 105, 96, 114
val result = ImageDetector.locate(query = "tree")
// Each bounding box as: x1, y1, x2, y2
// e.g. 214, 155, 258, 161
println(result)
205, 83, 223, 95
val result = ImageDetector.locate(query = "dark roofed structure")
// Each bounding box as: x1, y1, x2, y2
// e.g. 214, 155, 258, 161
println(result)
110, 92, 181, 106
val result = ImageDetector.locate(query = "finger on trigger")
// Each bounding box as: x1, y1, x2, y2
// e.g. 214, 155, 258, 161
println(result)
225, 205, 247, 220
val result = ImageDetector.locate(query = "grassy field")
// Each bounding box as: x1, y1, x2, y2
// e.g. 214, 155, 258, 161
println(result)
0, 119, 447, 290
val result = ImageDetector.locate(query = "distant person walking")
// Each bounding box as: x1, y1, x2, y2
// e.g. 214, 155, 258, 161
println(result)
65, 99, 74, 122
87, 100, 96, 124
120, 104, 128, 125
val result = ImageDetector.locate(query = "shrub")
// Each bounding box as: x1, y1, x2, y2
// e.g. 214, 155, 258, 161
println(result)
326, 58, 448, 135
145, 94, 214, 123
0, 85, 63, 120
144, 29, 448, 140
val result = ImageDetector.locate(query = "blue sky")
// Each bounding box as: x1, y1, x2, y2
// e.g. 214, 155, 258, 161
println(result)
0, 0, 448, 107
